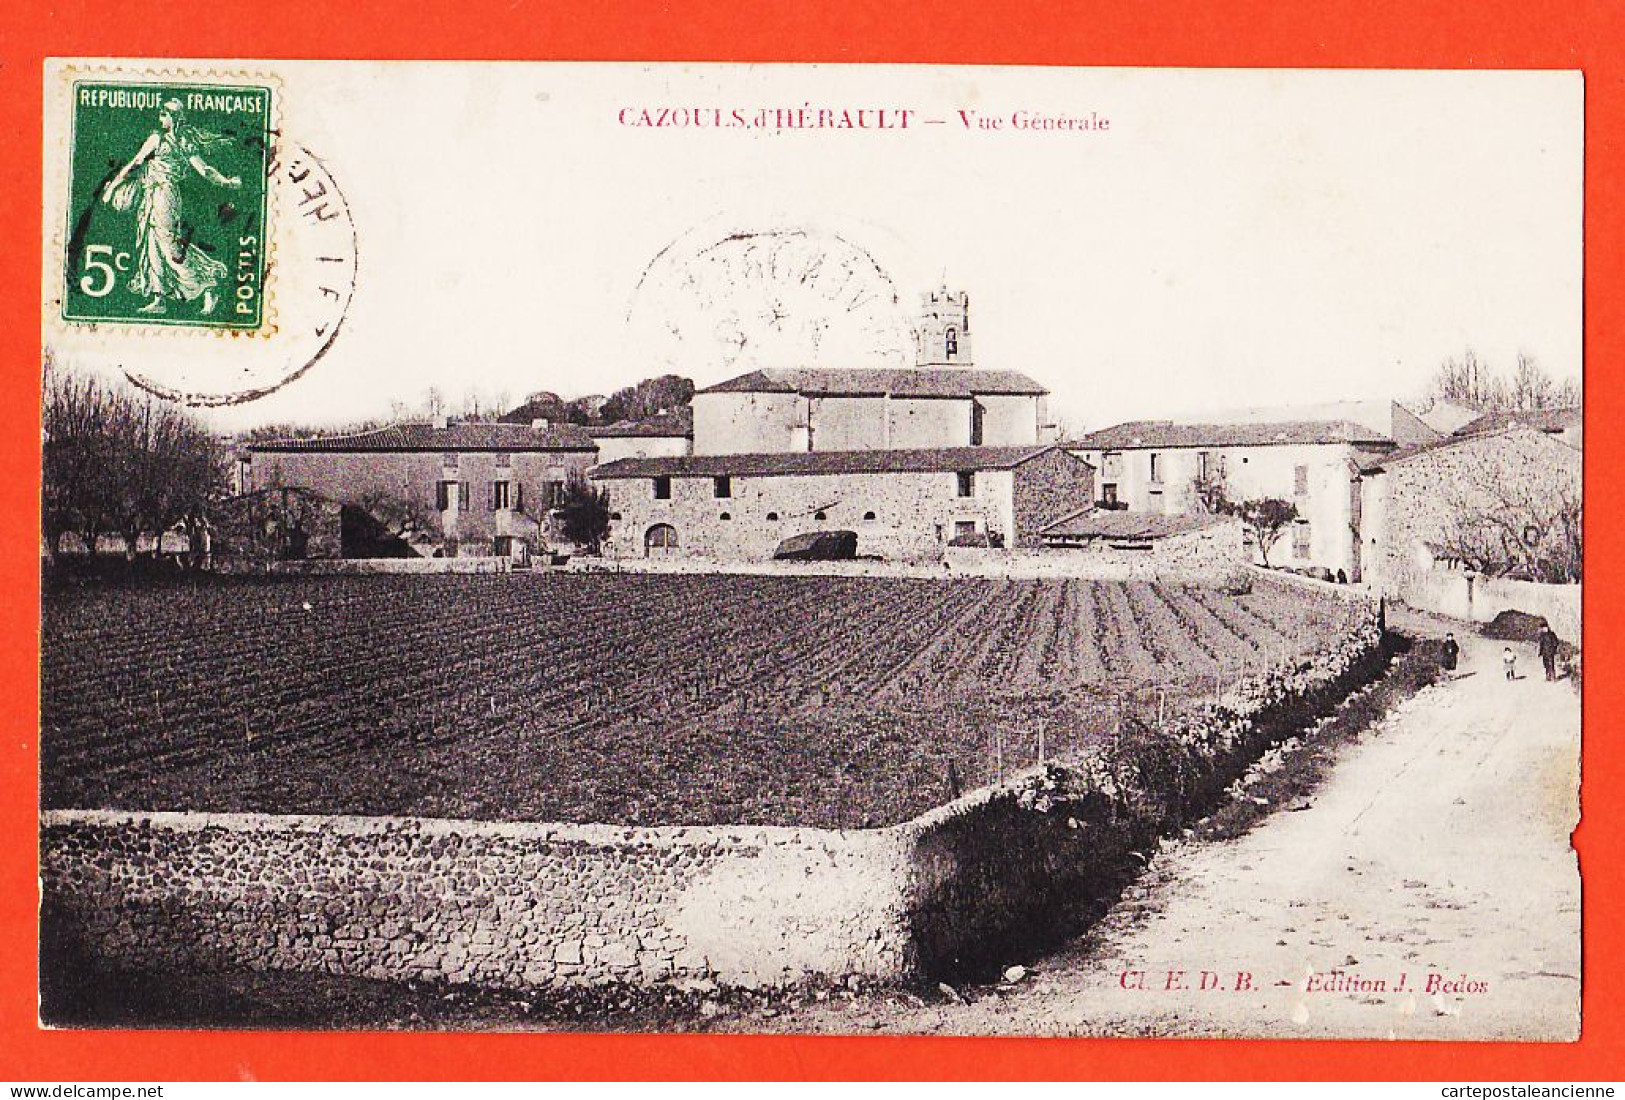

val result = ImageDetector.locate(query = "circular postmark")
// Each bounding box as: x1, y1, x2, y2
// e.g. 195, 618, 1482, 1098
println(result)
47, 136, 358, 408
625, 220, 917, 378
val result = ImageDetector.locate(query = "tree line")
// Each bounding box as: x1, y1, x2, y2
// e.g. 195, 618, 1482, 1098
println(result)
1423, 350, 1579, 414
43, 360, 226, 563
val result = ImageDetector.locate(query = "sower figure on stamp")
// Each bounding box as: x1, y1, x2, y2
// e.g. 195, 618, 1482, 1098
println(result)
102, 99, 241, 316
1538, 624, 1562, 682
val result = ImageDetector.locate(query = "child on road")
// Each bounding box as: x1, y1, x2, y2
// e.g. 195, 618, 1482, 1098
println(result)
1503, 646, 1518, 681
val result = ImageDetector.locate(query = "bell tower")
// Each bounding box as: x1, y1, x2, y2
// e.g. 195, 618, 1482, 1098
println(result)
916, 287, 973, 367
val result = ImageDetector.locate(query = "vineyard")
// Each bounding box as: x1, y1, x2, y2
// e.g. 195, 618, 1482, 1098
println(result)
42, 573, 1362, 827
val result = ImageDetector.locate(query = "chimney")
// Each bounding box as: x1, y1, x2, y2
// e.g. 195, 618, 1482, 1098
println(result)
532, 417, 550, 431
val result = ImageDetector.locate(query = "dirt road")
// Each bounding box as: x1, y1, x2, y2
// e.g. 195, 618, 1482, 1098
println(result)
742, 625, 1581, 1040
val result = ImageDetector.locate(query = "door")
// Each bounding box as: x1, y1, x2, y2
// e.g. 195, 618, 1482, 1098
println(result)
644, 523, 679, 558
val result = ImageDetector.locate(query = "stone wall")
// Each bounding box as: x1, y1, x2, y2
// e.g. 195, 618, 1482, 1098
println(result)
42, 811, 913, 991
1010, 448, 1095, 548
1363, 427, 1582, 600
41, 598, 1387, 997
1403, 569, 1581, 643
600, 468, 1012, 563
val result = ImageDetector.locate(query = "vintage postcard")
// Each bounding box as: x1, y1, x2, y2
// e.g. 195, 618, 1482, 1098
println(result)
37, 59, 1582, 1042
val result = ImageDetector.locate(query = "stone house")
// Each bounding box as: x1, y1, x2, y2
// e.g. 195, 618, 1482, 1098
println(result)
690, 367, 1049, 456
243, 420, 598, 558
590, 444, 1094, 562
1066, 420, 1398, 579
1357, 425, 1583, 600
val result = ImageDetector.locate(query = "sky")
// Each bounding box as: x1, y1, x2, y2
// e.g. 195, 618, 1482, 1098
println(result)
49, 62, 1583, 435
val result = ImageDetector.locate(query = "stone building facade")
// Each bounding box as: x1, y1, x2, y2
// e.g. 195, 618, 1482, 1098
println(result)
1067, 420, 1396, 579
243, 421, 598, 557
591, 444, 1093, 562
690, 368, 1049, 456
1358, 426, 1583, 600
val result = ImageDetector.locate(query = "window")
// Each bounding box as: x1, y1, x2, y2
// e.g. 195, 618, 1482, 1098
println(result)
720, 512, 732, 521
1149, 453, 1162, 484
863, 511, 877, 521
490, 481, 511, 510
495, 451, 512, 468
970, 400, 984, 445
442, 452, 459, 469
543, 480, 564, 508
1293, 521, 1311, 558
956, 470, 975, 497
815, 510, 827, 520
1197, 451, 1210, 480
1294, 464, 1310, 496
610, 511, 622, 521
713, 475, 732, 499
955, 520, 976, 539
945, 327, 959, 357
766, 512, 779, 521
435, 480, 467, 511
653, 475, 671, 500
1102, 483, 1119, 506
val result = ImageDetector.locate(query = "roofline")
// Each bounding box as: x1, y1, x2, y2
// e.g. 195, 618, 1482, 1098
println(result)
589, 443, 1069, 479
1360, 424, 1558, 472
248, 441, 598, 453
1062, 437, 1392, 451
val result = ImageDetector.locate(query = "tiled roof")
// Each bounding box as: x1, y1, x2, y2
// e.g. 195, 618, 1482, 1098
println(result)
1041, 509, 1232, 541
249, 421, 596, 453
1454, 406, 1581, 438
1357, 424, 1563, 472
1064, 419, 1393, 449
586, 414, 693, 439
591, 444, 1075, 479
697, 367, 1048, 398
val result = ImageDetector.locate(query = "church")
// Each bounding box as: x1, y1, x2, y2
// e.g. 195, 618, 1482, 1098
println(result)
689, 290, 1052, 455
592, 289, 1096, 562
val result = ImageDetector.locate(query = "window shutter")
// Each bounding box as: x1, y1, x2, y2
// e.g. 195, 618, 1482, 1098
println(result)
459, 481, 470, 509
516, 482, 525, 511
489, 483, 498, 511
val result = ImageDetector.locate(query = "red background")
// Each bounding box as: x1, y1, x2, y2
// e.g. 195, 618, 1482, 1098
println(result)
2, 0, 1618, 1081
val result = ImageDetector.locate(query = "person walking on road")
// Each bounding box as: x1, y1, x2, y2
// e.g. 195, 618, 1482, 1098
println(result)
1538, 625, 1562, 682
1441, 633, 1460, 674
1503, 646, 1518, 681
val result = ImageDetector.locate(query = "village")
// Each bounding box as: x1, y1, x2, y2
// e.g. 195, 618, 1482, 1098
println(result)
39, 280, 1582, 1035
200, 285, 1583, 638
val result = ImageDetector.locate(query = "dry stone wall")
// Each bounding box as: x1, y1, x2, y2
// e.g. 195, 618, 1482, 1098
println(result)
41, 813, 913, 991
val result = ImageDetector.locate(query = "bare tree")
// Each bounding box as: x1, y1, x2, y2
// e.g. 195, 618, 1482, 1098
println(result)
353, 487, 436, 545
44, 360, 224, 564
43, 359, 117, 559
1426, 348, 1579, 413
1438, 473, 1582, 583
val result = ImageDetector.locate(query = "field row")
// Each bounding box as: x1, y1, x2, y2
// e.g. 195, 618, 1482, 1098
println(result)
41, 573, 1359, 826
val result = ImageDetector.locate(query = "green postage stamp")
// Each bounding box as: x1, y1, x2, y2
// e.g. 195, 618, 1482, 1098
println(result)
62, 81, 273, 329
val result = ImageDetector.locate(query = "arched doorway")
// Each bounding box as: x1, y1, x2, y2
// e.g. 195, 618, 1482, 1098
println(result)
644, 523, 679, 558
